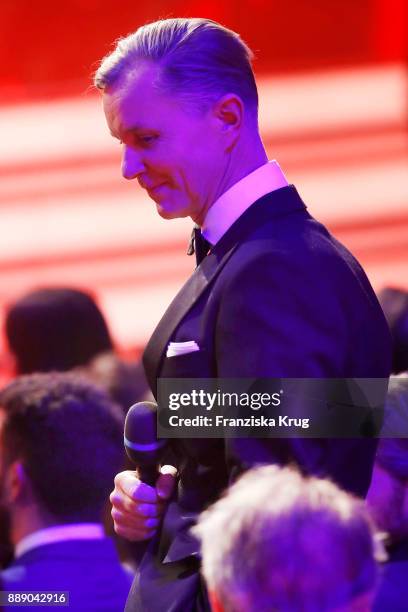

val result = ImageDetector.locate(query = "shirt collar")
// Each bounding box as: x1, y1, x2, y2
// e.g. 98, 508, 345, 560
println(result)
15, 523, 105, 559
202, 160, 288, 246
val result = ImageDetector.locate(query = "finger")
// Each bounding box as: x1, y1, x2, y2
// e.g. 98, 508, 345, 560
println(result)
110, 490, 163, 517
156, 465, 177, 501
114, 470, 158, 503
114, 523, 157, 542
111, 508, 160, 530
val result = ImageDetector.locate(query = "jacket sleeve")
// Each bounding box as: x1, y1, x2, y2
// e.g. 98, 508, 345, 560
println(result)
214, 250, 377, 497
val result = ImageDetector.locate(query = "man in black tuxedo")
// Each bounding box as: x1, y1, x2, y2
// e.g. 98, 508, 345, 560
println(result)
95, 17, 391, 611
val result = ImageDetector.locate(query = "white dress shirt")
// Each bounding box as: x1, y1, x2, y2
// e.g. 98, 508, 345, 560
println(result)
202, 160, 288, 245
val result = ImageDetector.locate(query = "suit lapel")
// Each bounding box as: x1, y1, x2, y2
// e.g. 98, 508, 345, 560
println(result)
143, 243, 238, 395
143, 185, 307, 395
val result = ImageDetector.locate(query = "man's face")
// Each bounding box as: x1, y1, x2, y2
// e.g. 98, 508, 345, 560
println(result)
103, 63, 228, 224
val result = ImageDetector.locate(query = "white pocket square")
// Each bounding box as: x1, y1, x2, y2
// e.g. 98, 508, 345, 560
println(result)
166, 341, 200, 358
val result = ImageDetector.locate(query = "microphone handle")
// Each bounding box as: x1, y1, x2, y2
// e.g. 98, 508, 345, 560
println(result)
138, 464, 160, 487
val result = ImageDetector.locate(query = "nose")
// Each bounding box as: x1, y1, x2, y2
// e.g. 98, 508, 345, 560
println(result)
121, 145, 145, 180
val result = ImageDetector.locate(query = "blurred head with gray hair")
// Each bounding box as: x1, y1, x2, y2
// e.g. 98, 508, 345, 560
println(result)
194, 465, 379, 612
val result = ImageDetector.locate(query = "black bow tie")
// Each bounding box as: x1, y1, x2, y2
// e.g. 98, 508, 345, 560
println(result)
187, 226, 211, 266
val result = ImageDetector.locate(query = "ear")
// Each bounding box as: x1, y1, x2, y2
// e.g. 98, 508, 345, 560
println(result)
212, 93, 244, 148
5, 461, 27, 504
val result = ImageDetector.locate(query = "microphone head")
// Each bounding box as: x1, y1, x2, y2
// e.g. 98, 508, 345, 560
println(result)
124, 401, 167, 467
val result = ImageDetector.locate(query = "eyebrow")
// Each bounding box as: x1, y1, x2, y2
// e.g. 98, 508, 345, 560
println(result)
126, 124, 145, 131
125, 124, 149, 134
110, 125, 150, 139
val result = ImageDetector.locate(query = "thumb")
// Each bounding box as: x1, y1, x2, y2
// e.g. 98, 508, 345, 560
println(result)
156, 465, 177, 500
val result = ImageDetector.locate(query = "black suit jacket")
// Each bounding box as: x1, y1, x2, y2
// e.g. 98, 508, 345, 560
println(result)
127, 185, 391, 611
1, 538, 133, 611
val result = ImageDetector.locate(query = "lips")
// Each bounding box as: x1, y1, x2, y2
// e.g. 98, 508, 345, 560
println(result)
139, 179, 165, 191
147, 183, 166, 196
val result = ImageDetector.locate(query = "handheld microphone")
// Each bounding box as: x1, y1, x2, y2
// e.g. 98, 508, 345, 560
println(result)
124, 401, 167, 486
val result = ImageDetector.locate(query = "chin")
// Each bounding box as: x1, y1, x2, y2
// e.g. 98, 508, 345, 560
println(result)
155, 202, 189, 220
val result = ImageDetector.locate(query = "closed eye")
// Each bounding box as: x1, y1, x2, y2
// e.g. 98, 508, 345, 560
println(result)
139, 135, 157, 145
116, 132, 158, 147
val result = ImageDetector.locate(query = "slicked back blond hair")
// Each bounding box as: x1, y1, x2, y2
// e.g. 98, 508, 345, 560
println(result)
94, 18, 258, 119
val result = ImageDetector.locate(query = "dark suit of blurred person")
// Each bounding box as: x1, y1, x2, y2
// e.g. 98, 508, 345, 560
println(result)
0, 374, 133, 612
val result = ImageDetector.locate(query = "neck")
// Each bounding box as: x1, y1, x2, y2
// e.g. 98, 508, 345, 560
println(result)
11, 502, 58, 548
193, 132, 268, 226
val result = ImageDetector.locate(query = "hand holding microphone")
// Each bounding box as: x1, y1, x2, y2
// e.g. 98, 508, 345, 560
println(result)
110, 401, 177, 542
